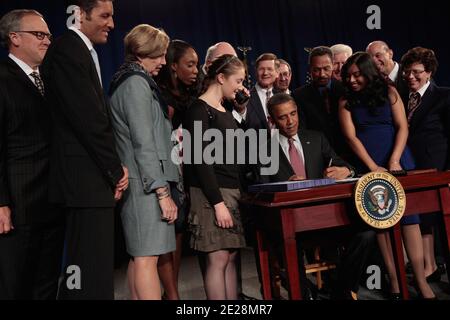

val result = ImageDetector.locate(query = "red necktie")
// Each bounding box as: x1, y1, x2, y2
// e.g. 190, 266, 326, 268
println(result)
288, 138, 307, 178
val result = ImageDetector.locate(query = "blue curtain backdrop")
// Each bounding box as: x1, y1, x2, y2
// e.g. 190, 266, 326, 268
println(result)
1, 0, 449, 91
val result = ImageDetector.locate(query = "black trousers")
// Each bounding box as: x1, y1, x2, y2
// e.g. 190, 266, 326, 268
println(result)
58, 207, 114, 300
0, 218, 65, 300
335, 227, 376, 294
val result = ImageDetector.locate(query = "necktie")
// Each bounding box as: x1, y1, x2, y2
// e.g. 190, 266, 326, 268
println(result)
288, 138, 307, 178
322, 87, 331, 114
90, 48, 103, 87
265, 89, 274, 129
266, 88, 272, 106
30, 71, 45, 96
407, 92, 421, 123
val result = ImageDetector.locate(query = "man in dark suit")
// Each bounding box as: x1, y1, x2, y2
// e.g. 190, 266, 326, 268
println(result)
245, 53, 279, 131
41, 0, 128, 299
366, 40, 408, 96
0, 9, 64, 299
258, 93, 375, 300
262, 94, 353, 184
292, 46, 350, 160
400, 48, 450, 282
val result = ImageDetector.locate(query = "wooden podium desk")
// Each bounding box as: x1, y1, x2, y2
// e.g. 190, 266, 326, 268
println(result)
243, 170, 450, 300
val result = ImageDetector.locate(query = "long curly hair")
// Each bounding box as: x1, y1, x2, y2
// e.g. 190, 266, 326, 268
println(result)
341, 52, 391, 114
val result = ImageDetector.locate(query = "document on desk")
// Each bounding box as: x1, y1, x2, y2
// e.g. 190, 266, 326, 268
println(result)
248, 178, 336, 193
335, 177, 360, 183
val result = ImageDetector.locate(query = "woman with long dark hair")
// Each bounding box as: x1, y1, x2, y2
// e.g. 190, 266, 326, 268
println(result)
154, 39, 199, 299
338, 52, 435, 299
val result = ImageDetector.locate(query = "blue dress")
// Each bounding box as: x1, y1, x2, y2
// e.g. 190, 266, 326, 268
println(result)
351, 99, 419, 225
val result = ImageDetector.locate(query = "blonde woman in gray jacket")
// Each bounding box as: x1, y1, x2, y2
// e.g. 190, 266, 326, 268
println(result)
109, 24, 178, 300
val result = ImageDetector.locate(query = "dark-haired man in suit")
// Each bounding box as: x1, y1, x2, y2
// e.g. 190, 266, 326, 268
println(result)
256, 93, 375, 300
41, 0, 128, 299
293, 46, 351, 161
0, 9, 64, 300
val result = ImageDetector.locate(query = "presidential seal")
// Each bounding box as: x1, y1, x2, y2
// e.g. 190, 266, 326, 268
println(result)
354, 172, 406, 229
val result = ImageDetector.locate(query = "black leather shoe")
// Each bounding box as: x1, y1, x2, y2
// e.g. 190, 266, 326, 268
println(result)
426, 268, 442, 283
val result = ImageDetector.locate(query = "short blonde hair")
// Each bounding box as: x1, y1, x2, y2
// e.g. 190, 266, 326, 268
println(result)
124, 24, 169, 62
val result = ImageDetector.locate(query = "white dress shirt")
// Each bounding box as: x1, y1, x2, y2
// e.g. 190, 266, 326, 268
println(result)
69, 26, 102, 86
8, 53, 39, 83
388, 62, 400, 83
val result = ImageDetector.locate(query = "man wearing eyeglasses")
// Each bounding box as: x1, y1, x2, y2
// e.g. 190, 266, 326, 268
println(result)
0, 9, 64, 300
41, 0, 128, 300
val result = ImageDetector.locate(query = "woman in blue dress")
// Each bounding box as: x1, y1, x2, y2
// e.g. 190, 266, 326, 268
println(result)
338, 52, 435, 299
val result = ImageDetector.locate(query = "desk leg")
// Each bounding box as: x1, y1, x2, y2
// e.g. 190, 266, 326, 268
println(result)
256, 229, 272, 300
391, 224, 409, 299
439, 187, 450, 283
281, 209, 302, 300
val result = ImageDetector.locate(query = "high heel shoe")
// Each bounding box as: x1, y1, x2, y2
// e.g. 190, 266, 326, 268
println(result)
426, 268, 442, 283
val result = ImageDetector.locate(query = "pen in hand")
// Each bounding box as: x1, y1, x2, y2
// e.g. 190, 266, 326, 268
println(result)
328, 158, 333, 167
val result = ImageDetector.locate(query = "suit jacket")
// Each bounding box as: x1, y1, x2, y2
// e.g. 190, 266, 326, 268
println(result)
393, 63, 408, 98
256, 129, 352, 183
109, 74, 179, 192
245, 86, 270, 131
0, 58, 56, 225
403, 82, 450, 171
41, 30, 123, 207
292, 80, 350, 159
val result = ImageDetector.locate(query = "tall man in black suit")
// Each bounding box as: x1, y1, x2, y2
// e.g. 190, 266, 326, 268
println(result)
0, 9, 64, 299
292, 46, 350, 160
41, 0, 128, 299
260, 93, 375, 300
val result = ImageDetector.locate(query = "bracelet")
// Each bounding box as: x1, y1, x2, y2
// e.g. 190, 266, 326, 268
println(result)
157, 193, 170, 200
156, 186, 171, 200
156, 186, 168, 196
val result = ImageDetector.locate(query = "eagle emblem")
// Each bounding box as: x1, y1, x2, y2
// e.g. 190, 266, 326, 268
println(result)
368, 185, 392, 215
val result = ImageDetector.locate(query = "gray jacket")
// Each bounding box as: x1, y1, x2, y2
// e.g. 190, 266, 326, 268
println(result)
110, 75, 179, 193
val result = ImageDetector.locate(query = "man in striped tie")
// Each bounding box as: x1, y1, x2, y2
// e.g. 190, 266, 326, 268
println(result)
0, 9, 64, 300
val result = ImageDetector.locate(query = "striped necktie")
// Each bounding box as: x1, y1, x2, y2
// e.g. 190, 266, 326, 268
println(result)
407, 92, 421, 123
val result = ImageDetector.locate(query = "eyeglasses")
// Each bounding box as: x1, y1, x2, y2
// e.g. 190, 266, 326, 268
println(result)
402, 69, 426, 77
13, 31, 53, 41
